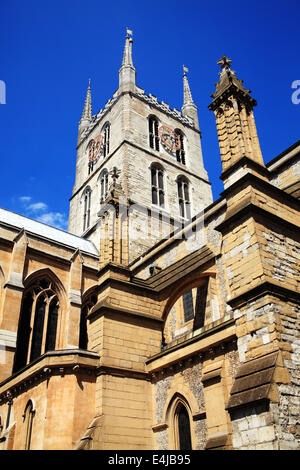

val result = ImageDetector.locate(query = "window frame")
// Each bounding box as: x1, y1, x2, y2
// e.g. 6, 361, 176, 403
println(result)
177, 176, 191, 219
148, 115, 160, 151
83, 186, 92, 232
151, 164, 165, 208
14, 279, 60, 372
99, 169, 109, 203
174, 129, 186, 165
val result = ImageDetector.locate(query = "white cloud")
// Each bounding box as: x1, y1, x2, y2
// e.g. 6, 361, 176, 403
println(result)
19, 196, 32, 203
28, 202, 48, 212
36, 212, 68, 230
17, 196, 68, 230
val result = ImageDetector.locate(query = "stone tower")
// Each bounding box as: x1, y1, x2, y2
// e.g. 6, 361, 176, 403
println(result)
68, 32, 213, 263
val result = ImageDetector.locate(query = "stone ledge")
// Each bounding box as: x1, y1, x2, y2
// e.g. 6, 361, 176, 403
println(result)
226, 351, 290, 411
0, 349, 100, 402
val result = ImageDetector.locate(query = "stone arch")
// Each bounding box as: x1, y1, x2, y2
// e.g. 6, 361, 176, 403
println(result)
14, 268, 67, 372
23, 267, 67, 304
162, 389, 199, 450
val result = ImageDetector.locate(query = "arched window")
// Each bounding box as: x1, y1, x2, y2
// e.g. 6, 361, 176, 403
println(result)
14, 279, 60, 372
103, 123, 110, 158
176, 403, 192, 450
175, 129, 185, 164
99, 169, 109, 203
151, 164, 164, 207
22, 400, 35, 450
149, 116, 160, 151
177, 176, 190, 219
88, 139, 95, 175
79, 293, 97, 349
83, 186, 92, 232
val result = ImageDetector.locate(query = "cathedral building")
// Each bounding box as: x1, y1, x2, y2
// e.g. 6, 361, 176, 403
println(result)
0, 33, 299, 450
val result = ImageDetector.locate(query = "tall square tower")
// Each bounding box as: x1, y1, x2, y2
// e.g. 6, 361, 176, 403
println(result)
68, 32, 212, 263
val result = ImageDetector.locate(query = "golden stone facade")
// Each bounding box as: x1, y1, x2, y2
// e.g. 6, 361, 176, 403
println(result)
0, 38, 299, 450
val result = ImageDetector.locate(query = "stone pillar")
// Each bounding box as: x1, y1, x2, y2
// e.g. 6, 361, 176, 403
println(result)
0, 230, 27, 380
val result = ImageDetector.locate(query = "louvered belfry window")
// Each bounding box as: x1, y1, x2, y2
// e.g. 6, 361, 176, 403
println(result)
103, 123, 110, 158
151, 165, 164, 207
177, 177, 190, 219
149, 116, 160, 151
83, 186, 92, 231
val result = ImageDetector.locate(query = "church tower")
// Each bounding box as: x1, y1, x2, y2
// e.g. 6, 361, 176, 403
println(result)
68, 31, 213, 263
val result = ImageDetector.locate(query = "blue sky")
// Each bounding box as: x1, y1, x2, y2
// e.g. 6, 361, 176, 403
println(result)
0, 0, 299, 231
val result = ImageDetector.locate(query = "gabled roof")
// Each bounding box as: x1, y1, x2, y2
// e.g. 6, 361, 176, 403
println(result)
0, 207, 99, 256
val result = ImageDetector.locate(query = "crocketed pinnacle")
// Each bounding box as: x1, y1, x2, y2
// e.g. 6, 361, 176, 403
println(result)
121, 34, 134, 68
183, 69, 194, 106
80, 79, 92, 122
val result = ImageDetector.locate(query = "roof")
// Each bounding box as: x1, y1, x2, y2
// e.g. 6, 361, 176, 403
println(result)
0, 207, 99, 256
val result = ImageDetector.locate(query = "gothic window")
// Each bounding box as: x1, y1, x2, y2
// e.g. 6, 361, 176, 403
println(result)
22, 400, 35, 450
79, 293, 97, 349
175, 129, 185, 165
88, 139, 94, 175
177, 176, 191, 219
151, 164, 164, 207
99, 169, 109, 203
14, 279, 60, 372
103, 123, 110, 158
149, 116, 160, 151
176, 404, 192, 450
83, 186, 92, 232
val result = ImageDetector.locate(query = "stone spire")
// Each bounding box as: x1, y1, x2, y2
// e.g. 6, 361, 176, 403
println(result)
119, 29, 136, 93
181, 66, 199, 130
78, 79, 92, 144
209, 55, 264, 181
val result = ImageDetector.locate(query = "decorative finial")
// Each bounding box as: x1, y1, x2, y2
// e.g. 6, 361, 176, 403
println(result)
110, 167, 121, 186
183, 65, 189, 75
217, 55, 232, 72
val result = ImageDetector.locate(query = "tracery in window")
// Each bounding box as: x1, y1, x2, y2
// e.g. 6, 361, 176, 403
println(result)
151, 164, 164, 207
149, 116, 160, 151
177, 176, 190, 219
14, 279, 60, 372
174, 129, 185, 165
79, 293, 97, 349
83, 186, 92, 232
99, 169, 109, 203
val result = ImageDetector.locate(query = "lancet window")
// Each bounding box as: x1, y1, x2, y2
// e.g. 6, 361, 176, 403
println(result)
175, 129, 185, 165
99, 169, 109, 203
103, 123, 110, 158
151, 164, 165, 207
177, 176, 190, 219
83, 186, 92, 232
149, 116, 160, 151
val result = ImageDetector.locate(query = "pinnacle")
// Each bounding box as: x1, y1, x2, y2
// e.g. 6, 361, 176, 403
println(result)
80, 79, 92, 122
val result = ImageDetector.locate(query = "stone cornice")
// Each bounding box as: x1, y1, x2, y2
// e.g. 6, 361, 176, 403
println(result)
227, 280, 300, 309
0, 349, 100, 403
